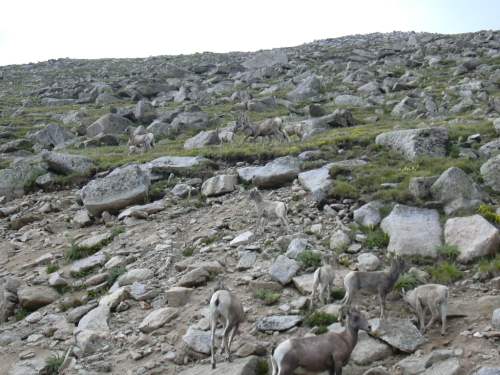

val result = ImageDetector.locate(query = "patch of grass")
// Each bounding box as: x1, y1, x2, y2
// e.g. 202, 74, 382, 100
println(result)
427, 261, 463, 284
15, 307, 30, 321
330, 180, 359, 200
254, 289, 281, 305
46, 263, 59, 274
71, 268, 95, 279
331, 288, 346, 300
256, 359, 269, 375
436, 244, 460, 261
182, 246, 195, 257
149, 180, 170, 201
297, 250, 322, 269
111, 225, 125, 237
305, 311, 338, 334
394, 272, 422, 292
44, 354, 65, 375
477, 254, 500, 276
477, 204, 500, 225
107, 266, 126, 285
360, 226, 389, 249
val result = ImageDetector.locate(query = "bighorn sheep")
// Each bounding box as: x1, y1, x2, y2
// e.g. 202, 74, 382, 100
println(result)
340, 257, 406, 319
235, 112, 290, 142
126, 127, 155, 153
249, 188, 289, 233
402, 284, 448, 335
271, 308, 371, 375
311, 252, 336, 308
283, 122, 305, 140
209, 287, 245, 369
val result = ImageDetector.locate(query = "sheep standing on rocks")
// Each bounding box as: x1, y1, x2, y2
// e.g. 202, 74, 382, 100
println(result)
126, 127, 155, 153
235, 112, 289, 142
403, 283, 449, 335
311, 252, 336, 308
209, 287, 245, 369
271, 308, 371, 375
341, 257, 406, 319
249, 188, 289, 233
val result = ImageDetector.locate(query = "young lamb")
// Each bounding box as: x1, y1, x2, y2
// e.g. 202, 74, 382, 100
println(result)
340, 257, 406, 320
209, 287, 245, 369
402, 283, 448, 335
248, 188, 289, 233
271, 308, 371, 375
311, 252, 336, 308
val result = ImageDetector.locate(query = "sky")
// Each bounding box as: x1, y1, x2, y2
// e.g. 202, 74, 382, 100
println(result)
1, 0, 500, 66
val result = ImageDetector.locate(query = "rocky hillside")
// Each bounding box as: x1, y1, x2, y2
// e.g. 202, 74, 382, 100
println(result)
0, 30, 500, 375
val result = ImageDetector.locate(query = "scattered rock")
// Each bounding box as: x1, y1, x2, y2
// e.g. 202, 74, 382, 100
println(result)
256, 315, 302, 332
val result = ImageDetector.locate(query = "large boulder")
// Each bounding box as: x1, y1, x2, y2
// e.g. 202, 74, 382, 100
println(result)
168, 111, 209, 137
270, 255, 300, 285
18, 286, 59, 311
370, 318, 425, 353
256, 315, 302, 332
139, 307, 178, 333
479, 139, 500, 158
287, 75, 322, 101
238, 156, 300, 188
430, 167, 483, 215
299, 110, 356, 139
0, 157, 46, 201
184, 130, 220, 150
444, 215, 499, 263
298, 166, 332, 203
42, 151, 96, 177
86, 114, 134, 138
335, 94, 368, 107
354, 201, 383, 227
381, 204, 442, 258
27, 123, 75, 148
375, 127, 448, 161
243, 50, 288, 69
134, 100, 156, 123
81, 164, 151, 216
146, 156, 216, 178
201, 174, 237, 197
351, 331, 392, 365
481, 155, 500, 192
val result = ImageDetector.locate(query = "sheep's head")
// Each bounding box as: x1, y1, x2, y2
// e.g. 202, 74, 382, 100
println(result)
347, 307, 371, 333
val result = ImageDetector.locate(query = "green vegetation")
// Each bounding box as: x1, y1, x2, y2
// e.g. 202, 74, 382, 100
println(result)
254, 289, 281, 305
65, 228, 123, 262
297, 250, 322, 269
477, 204, 500, 224
15, 307, 30, 321
477, 254, 500, 276
427, 261, 463, 284
182, 246, 195, 257
256, 359, 270, 375
436, 244, 460, 261
305, 311, 338, 334
394, 272, 422, 292
46, 263, 60, 274
107, 266, 127, 285
331, 287, 346, 300
44, 354, 65, 375
360, 226, 389, 249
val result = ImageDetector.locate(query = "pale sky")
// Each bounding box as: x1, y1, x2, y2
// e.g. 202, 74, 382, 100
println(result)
1, 0, 500, 66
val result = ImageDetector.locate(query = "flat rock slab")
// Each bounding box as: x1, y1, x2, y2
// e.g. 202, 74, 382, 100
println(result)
292, 273, 315, 295
178, 356, 262, 375
256, 315, 302, 332
370, 318, 425, 353
238, 156, 300, 188
70, 253, 107, 276
182, 326, 212, 354
351, 331, 392, 365
139, 307, 178, 333
146, 156, 216, 177
118, 200, 165, 220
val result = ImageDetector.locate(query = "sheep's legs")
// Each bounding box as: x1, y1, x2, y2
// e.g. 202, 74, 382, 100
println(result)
226, 324, 238, 362
415, 299, 426, 333
210, 317, 217, 369
440, 301, 447, 335
379, 293, 387, 320
425, 304, 440, 333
